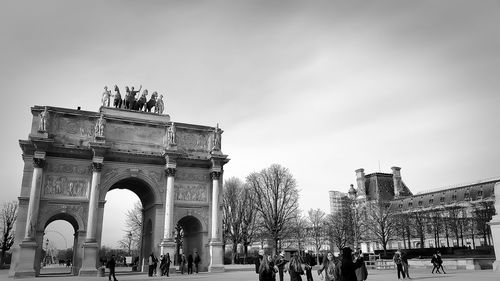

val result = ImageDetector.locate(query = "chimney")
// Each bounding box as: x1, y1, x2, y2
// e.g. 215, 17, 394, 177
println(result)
355, 168, 366, 196
391, 166, 402, 198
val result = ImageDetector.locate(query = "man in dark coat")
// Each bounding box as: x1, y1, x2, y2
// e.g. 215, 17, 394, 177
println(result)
335, 247, 358, 281
304, 250, 315, 281
194, 251, 201, 273
106, 254, 118, 281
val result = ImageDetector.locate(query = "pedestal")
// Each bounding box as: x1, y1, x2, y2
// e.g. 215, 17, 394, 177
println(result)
489, 215, 500, 271
79, 242, 99, 276
208, 240, 225, 272
13, 241, 38, 278
160, 239, 177, 273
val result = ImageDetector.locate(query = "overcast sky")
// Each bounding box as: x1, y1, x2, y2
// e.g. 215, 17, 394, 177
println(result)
1, 1, 499, 248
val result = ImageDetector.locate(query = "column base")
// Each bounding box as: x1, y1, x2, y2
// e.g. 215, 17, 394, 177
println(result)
208, 240, 225, 273
159, 239, 177, 273
13, 240, 38, 278
79, 242, 99, 276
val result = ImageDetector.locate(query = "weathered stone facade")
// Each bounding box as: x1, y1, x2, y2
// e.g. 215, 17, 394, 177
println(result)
11, 106, 229, 277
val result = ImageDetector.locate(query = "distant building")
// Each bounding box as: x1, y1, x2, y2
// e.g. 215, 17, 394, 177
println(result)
329, 166, 498, 253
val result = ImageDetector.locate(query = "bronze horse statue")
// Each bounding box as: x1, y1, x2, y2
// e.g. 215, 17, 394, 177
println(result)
113, 85, 122, 108
145, 92, 158, 112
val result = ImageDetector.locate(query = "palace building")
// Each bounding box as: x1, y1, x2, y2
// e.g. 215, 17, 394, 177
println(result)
330, 167, 498, 253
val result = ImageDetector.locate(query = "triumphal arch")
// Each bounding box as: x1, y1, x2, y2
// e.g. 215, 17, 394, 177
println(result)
11, 105, 228, 277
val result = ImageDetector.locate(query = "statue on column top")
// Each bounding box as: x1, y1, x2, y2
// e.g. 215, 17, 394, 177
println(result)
167, 123, 176, 146
94, 113, 106, 139
101, 86, 111, 107
38, 107, 49, 132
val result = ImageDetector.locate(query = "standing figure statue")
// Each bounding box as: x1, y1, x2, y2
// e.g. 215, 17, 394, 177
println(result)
136, 89, 148, 111
145, 92, 158, 112
129, 85, 142, 110
167, 123, 176, 146
101, 86, 112, 107
212, 123, 222, 151
113, 85, 122, 108
94, 114, 106, 139
38, 107, 49, 132
155, 94, 164, 114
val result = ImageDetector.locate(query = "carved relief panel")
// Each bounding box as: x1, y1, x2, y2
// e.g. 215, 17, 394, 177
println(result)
176, 130, 210, 152
42, 162, 91, 199
174, 184, 208, 202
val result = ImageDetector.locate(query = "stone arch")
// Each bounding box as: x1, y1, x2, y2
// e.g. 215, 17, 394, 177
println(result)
38, 206, 85, 233
176, 215, 205, 271
174, 209, 208, 233
99, 169, 162, 207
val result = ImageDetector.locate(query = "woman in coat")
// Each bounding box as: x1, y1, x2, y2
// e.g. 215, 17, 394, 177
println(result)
288, 254, 305, 281
318, 251, 337, 281
259, 254, 276, 281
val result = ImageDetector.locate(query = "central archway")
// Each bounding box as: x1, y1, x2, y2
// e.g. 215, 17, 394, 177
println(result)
99, 175, 160, 272
177, 216, 203, 270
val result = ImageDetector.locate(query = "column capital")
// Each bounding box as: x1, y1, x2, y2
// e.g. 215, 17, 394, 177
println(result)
210, 171, 222, 180
165, 168, 176, 177
32, 151, 46, 168
92, 162, 103, 172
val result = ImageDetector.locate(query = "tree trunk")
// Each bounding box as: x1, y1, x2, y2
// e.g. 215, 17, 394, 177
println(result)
243, 243, 249, 264
231, 243, 237, 264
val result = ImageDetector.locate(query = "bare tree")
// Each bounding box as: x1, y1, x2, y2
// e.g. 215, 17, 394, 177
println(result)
246, 164, 300, 255
365, 201, 397, 255
326, 213, 348, 252
222, 177, 245, 264
307, 209, 326, 265
240, 186, 259, 263
119, 201, 142, 255
0, 201, 17, 268
283, 213, 308, 250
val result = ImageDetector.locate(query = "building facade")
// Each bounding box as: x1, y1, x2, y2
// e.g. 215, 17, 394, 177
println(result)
330, 166, 498, 253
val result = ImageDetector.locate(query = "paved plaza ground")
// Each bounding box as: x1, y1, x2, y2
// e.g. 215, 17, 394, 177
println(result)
0, 267, 498, 281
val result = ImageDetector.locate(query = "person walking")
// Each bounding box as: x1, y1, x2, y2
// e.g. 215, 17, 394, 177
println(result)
147, 252, 155, 277
431, 253, 441, 274
335, 247, 358, 281
436, 252, 446, 274
304, 250, 315, 281
180, 253, 187, 274
354, 249, 368, 281
106, 254, 118, 281
393, 250, 406, 279
401, 250, 410, 279
187, 254, 194, 274
165, 253, 171, 277
317, 251, 336, 281
275, 251, 288, 281
194, 251, 201, 273
288, 253, 305, 281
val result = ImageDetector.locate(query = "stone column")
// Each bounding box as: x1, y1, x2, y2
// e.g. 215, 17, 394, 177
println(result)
208, 169, 224, 272
488, 182, 500, 271
14, 152, 45, 278
79, 157, 103, 276
160, 167, 177, 258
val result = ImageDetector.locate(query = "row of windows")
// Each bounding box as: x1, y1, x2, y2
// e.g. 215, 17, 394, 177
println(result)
398, 190, 484, 208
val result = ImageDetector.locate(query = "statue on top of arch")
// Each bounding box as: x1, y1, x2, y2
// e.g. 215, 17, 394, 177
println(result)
94, 113, 106, 140
102, 85, 166, 115
211, 123, 222, 152
38, 106, 49, 133
166, 123, 177, 147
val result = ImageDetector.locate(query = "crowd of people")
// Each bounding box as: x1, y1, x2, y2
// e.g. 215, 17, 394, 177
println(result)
256, 247, 368, 281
